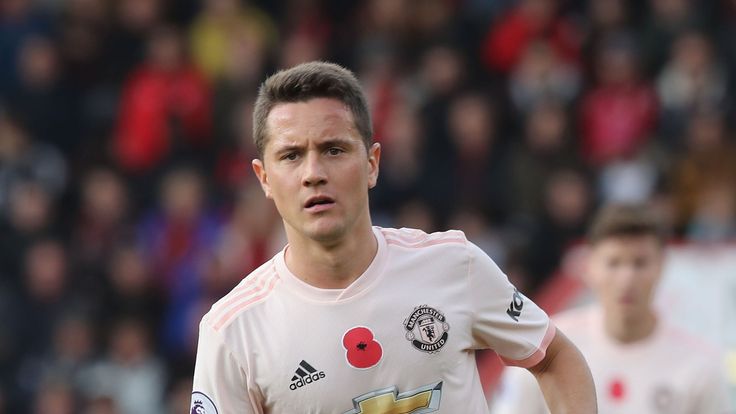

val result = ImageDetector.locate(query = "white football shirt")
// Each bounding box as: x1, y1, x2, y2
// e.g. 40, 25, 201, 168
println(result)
492, 306, 732, 414
192, 227, 554, 414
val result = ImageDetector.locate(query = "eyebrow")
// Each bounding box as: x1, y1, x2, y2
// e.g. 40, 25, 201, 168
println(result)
316, 138, 358, 150
272, 137, 358, 155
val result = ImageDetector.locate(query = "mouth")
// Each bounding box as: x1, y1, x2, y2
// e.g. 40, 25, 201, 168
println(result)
617, 295, 636, 305
304, 195, 335, 212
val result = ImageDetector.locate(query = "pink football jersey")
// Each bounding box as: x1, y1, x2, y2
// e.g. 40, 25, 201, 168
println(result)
192, 227, 554, 413
493, 306, 732, 414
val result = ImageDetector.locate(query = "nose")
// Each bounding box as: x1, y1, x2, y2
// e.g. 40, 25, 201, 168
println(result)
302, 151, 327, 187
617, 264, 639, 289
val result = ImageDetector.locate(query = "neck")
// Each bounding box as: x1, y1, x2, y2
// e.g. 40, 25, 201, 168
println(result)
284, 222, 378, 289
603, 307, 657, 344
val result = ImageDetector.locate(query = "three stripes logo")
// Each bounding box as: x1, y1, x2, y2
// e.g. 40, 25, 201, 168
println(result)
289, 360, 326, 391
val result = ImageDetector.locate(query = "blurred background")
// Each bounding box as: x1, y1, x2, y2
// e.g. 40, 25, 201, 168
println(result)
1, 0, 735, 412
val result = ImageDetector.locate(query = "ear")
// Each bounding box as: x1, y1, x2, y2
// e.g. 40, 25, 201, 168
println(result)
252, 159, 272, 199
367, 142, 381, 189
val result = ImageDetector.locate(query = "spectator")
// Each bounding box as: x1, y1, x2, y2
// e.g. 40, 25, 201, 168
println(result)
427, 91, 510, 221
165, 377, 192, 414
509, 41, 580, 115
370, 103, 428, 217
57, 0, 119, 146
81, 396, 119, 414
509, 100, 580, 220
105, 0, 164, 83
0, 0, 52, 97
579, 32, 658, 166
0, 182, 57, 288
189, 0, 276, 81
114, 25, 211, 175
639, 0, 703, 76
210, 183, 283, 296
670, 109, 736, 233
481, 0, 581, 74
686, 181, 736, 242
16, 240, 74, 358
715, 0, 736, 73
32, 381, 76, 414
212, 98, 259, 196
85, 318, 166, 414
21, 315, 97, 410
102, 245, 163, 332
7, 36, 79, 153
71, 167, 132, 286
657, 31, 728, 144
137, 167, 220, 355
523, 167, 591, 292
581, 0, 631, 68
0, 109, 67, 218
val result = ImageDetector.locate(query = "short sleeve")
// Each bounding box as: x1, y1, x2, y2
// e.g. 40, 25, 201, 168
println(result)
191, 319, 262, 414
467, 241, 556, 368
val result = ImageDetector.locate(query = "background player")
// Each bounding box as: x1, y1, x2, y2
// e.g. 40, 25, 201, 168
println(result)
191, 61, 596, 413
492, 203, 732, 413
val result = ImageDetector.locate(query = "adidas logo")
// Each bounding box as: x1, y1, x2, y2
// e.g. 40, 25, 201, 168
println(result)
289, 360, 326, 390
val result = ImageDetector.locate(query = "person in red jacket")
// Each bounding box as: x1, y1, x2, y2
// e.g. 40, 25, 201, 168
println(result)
482, 0, 581, 74
115, 25, 212, 174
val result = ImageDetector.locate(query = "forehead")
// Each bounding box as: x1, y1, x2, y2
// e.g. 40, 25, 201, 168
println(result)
264, 98, 360, 148
591, 235, 662, 256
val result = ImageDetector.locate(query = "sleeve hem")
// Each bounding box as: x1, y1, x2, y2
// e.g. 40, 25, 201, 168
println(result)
499, 323, 557, 369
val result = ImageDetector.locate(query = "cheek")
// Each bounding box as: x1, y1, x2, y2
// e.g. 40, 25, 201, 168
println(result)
639, 272, 660, 295
337, 163, 370, 190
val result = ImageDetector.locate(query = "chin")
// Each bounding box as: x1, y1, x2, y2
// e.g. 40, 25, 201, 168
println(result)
305, 221, 347, 243
618, 305, 645, 321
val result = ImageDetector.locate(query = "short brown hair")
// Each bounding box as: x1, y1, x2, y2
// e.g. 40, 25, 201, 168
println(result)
588, 204, 666, 245
252, 61, 373, 157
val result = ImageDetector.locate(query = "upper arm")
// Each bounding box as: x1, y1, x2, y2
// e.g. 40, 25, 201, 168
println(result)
527, 328, 569, 376
492, 367, 550, 414
192, 320, 262, 414
466, 241, 555, 366
522, 328, 598, 413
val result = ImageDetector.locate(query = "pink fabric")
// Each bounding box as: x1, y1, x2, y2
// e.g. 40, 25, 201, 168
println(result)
500, 323, 557, 368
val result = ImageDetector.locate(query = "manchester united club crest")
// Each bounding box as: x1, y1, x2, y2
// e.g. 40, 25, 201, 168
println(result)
403, 305, 450, 353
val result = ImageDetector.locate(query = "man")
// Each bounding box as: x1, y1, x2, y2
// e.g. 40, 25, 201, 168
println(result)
191, 61, 596, 413
492, 204, 732, 414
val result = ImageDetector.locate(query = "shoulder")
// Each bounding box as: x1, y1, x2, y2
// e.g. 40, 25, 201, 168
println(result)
378, 227, 467, 249
552, 305, 597, 331
202, 258, 281, 332
658, 320, 723, 360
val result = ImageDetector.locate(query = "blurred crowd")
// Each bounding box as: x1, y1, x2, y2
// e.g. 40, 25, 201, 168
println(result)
2, 0, 736, 412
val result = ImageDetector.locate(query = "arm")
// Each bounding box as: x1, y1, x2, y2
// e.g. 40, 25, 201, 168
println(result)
492, 367, 550, 414
462, 241, 595, 413
527, 329, 597, 414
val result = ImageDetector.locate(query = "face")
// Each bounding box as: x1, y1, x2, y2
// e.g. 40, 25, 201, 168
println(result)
586, 235, 663, 321
252, 98, 380, 245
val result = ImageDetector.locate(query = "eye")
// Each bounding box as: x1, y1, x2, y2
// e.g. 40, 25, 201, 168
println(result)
282, 152, 298, 161
327, 147, 343, 156
606, 257, 621, 269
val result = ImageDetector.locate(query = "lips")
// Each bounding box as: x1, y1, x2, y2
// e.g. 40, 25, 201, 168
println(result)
304, 195, 335, 211
618, 295, 636, 305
